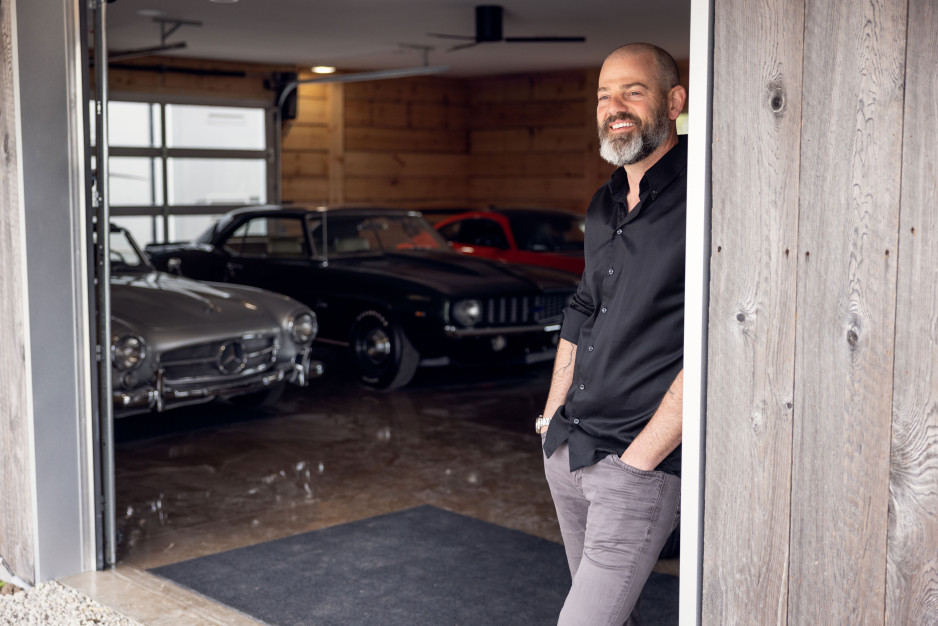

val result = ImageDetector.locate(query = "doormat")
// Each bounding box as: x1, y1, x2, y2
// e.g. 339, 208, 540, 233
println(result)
149, 505, 678, 625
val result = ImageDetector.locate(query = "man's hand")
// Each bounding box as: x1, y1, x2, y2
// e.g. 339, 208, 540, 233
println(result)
619, 369, 683, 470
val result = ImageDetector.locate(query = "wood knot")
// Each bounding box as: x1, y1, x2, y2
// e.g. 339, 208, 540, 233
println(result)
736, 313, 746, 323
766, 78, 786, 116
847, 328, 859, 348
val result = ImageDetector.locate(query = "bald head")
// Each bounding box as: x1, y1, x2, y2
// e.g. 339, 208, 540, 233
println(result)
605, 43, 680, 98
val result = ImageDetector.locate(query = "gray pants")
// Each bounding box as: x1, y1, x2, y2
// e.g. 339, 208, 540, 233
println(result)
544, 440, 681, 626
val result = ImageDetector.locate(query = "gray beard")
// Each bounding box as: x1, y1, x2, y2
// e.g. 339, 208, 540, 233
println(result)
598, 115, 671, 167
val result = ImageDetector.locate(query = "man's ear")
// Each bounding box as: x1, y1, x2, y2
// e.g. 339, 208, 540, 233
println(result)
667, 86, 687, 121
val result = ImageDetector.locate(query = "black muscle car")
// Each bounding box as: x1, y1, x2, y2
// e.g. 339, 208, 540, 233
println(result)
146, 206, 578, 389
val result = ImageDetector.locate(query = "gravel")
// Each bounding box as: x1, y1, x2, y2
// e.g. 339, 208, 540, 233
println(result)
0, 581, 142, 626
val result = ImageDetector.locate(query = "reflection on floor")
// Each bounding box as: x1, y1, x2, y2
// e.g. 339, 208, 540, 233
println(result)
64, 354, 678, 624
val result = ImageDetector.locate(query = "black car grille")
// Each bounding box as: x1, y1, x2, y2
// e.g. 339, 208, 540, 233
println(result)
159, 333, 279, 382
481, 293, 570, 326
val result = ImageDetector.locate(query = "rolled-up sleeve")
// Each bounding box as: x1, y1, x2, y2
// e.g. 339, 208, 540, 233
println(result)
560, 273, 593, 344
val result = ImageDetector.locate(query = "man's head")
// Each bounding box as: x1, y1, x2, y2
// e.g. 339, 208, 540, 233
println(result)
597, 43, 686, 168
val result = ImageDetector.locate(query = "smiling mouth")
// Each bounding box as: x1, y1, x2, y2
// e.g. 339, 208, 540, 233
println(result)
605, 116, 639, 132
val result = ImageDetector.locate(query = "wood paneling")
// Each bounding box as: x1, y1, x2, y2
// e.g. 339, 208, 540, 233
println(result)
702, 0, 803, 621
0, 0, 36, 584
345, 153, 469, 178
344, 176, 469, 203
789, 0, 907, 621
469, 127, 590, 155
887, 0, 938, 623
281, 124, 329, 151
345, 127, 468, 153
344, 77, 465, 103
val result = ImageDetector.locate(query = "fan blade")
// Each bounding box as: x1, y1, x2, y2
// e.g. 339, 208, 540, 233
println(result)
427, 32, 475, 41
448, 41, 481, 52
504, 36, 586, 43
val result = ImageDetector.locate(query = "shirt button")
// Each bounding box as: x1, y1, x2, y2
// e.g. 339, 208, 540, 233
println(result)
588, 345, 594, 352
601, 307, 607, 314
573, 418, 580, 424
578, 383, 585, 390
608, 268, 614, 275
616, 229, 622, 235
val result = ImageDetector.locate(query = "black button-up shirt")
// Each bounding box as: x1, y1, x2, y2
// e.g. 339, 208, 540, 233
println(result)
543, 135, 687, 476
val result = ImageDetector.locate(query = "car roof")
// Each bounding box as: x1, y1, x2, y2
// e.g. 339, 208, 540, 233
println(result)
225, 204, 424, 219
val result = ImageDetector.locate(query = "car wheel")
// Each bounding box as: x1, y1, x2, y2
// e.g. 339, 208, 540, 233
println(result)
229, 381, 286, 409
349, 310, 419, 390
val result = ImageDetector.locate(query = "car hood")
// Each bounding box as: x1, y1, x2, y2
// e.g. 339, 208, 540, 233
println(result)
333, 251, 578, 295
110, 271, 280, 338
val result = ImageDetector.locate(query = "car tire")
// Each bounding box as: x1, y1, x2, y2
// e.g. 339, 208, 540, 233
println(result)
229, 381, 286, 409
349, 310, 419, 390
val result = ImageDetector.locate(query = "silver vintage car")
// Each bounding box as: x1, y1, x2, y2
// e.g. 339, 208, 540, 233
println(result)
109, 224, 322, 417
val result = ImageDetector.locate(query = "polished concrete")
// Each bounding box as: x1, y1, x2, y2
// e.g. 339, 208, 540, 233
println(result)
65, 351, 678, 624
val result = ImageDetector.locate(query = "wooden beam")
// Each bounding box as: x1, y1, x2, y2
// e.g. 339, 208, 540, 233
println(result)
328, 83, 345, 205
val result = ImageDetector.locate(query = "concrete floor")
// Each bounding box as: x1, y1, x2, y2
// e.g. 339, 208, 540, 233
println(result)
64, 353, 678, 624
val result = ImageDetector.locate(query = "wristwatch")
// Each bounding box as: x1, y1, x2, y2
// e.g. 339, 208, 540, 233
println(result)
535, 414, 552, 433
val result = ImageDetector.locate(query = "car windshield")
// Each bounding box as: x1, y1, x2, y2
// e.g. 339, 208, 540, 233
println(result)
507, 212, 585, 253
109, 228, 152, 272
322, 214, 449, 255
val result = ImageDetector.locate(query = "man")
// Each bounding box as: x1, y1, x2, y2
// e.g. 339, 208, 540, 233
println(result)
539, 43, 687, 625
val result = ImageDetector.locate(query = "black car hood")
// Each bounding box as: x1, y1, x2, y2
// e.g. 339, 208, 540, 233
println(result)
330, 251, 578, 295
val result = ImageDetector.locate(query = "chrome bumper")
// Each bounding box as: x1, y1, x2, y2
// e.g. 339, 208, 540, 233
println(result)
443, 323, 562, 338
114, 349, 323, 416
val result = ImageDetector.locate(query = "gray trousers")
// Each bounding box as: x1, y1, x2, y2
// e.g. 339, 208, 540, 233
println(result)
543, 439, 681, 626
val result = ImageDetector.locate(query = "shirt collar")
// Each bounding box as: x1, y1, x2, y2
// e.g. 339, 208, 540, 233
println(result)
608, 134, 688, 216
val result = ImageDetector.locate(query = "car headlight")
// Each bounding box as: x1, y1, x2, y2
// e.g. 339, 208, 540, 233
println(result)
112, 335, 146, 371
289, 311, 319, 343
452, 299, 483, 327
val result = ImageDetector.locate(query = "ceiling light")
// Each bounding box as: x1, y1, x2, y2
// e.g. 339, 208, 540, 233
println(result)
136, 9, 167, 17
312, 66, 336, 74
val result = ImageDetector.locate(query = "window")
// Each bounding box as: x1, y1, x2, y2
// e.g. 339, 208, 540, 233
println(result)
95, 100, 274, 246
224, 217, 310, 259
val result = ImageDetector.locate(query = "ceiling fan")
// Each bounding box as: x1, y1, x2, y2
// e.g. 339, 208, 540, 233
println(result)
430, 5, 586, 52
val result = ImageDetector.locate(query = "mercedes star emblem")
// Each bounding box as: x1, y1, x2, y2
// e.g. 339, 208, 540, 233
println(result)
217, 340, 246, 374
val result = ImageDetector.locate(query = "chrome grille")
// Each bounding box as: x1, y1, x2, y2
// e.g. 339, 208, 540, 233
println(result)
480, 293, 569, 326
160, 333, 279, 382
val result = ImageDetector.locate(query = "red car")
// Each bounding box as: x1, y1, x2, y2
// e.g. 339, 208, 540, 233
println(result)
435, 208, 585, 276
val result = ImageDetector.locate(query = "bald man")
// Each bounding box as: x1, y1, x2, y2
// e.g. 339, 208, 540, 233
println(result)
539, 43, 687, 625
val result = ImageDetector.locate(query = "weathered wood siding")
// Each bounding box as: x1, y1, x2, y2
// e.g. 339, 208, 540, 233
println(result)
703, 0, 803, 621
705, 0, 936, 623
887, 0, 938, 623
0, 0, 36, 584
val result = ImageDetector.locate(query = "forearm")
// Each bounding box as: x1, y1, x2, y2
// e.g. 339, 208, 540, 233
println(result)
620, 369, 683, 471
540, 339, 577, 433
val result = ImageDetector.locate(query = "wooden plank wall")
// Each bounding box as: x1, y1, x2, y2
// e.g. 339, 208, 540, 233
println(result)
887, 0, 938, 623
705, 0, 937, 623
702, 0, 803, 620
465, 70, 612, 212
0, 0, 36, 584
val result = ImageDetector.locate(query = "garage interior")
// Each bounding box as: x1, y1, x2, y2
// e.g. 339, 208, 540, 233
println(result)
60, 0, 690, 623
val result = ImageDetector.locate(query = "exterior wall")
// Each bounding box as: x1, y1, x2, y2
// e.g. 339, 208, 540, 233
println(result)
703, 0, 937, 623
0, 0, 36, 585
